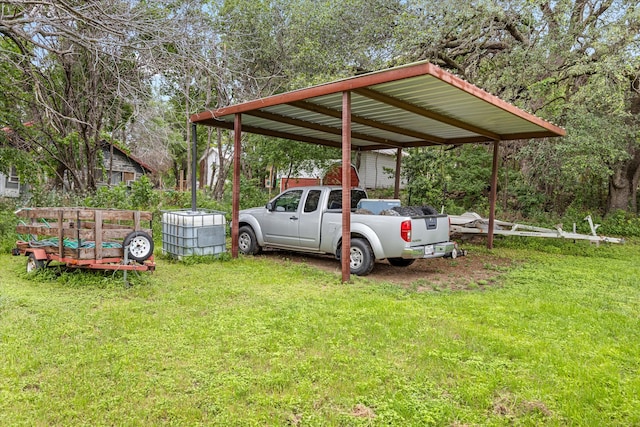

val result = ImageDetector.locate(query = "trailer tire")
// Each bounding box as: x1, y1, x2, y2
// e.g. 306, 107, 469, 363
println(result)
388, 257, 416, 267
124, 231, 154, 262
26, 253, 44, 273
238, 226, 262, 255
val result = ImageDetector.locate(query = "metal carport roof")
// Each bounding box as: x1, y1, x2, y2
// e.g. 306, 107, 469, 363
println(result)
191, 61, 564, 149
190, 60, 565, 281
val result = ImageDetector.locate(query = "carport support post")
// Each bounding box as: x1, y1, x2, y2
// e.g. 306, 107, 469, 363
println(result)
191, 123, 198, 211
394, 147, 402, 199
487, 140, 500, 249
341, 91, 352, 282
231, 113, 242, 258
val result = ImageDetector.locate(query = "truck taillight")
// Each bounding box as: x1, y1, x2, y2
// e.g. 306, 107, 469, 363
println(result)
401, 220, 412, 242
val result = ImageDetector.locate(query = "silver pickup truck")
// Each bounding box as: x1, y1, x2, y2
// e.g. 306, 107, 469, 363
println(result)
237, 186, 458, 276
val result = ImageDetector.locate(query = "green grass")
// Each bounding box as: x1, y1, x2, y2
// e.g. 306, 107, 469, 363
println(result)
1, 240, 639, 426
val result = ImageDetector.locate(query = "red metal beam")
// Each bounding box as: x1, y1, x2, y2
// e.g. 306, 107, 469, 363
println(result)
246, 109, 403, 146
354, 87, 501, 141
488, 141, 500, 249
232, 114, 242, 258
394, 147, 402, 199
194, 118, 344, 149
341, 91, 352, 283
288, 100, 447, 145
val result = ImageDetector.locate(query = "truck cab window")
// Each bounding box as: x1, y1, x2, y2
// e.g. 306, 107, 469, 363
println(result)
304, 190, 321, 212
273, 190, 303, 212
328, 189, 368, 209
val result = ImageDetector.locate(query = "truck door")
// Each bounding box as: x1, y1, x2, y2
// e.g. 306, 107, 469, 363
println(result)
262, 189, 302, 247
298, 189, 323, 249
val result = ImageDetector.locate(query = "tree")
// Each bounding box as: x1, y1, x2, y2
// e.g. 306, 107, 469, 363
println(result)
0, 0, 161, 192
211, 0, 403, 197
393, 0, 640, 215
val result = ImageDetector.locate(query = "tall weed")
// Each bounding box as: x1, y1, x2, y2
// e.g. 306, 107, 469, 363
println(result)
0, 199, 18, 253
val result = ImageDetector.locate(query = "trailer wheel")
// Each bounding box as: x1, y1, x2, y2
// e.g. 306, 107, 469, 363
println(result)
388, 257, 416, 267
26, 253, 44, 273
348, 238, 375, 276
124, 231, 154, 262
238, 226, 262, 255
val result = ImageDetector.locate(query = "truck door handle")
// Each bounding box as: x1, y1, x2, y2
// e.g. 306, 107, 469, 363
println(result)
290, 216, 299, 221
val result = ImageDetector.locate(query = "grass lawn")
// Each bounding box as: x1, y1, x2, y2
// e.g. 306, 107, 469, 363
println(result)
1, 239, 639, 426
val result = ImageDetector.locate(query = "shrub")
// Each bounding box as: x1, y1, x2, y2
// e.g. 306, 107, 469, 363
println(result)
0, 199, 20, 253
129, 175, 159, 210
86, 183, 130, 209
599, 210, 640, 237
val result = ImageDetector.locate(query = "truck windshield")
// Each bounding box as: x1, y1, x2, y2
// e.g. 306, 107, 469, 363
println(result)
327, 189, 368, 209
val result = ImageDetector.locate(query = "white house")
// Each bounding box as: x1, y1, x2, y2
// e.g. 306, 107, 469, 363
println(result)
279, 150, 406, 191
199, 147, 220, 188
0, 167, 21, 198
356, 149, 405, 189
198, 148, 407, 191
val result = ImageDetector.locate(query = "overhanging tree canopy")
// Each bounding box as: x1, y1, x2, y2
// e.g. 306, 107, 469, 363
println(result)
191, 60, 565, 281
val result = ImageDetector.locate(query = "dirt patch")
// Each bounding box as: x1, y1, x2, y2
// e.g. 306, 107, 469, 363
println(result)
351, 403, 376, 418
492, 391, 553, 420
256, 248, 516, 291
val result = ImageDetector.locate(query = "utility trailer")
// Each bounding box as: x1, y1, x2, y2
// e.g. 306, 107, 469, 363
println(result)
12, 207, 156, 273
449, 212, 624, 244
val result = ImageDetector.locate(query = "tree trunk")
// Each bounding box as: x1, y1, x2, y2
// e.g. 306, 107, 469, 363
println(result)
607, 150, 640, 214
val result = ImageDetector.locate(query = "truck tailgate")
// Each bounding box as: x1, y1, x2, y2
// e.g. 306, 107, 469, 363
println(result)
410, 215, 449, 246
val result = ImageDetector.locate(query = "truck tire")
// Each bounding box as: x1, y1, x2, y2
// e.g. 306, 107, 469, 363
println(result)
387, 258, 416, 267
238, 225, 262, 255
348, 238, 375, 276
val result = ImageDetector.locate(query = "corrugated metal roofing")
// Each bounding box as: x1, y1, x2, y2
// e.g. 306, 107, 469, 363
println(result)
190, 61, 565, 149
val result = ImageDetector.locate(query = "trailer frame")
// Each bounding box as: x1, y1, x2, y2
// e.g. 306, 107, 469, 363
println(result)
12, 207, 156, 273
449, 212, 624, 245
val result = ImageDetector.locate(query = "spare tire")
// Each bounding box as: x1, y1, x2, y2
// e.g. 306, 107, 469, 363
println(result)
124, 231, 154, 262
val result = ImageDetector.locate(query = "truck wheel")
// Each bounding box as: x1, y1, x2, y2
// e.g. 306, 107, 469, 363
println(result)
348, 238, 375, 276
26, 253, 44, 273
388, 258, 416, 267
124, 231, 154, 262
238, 226, 262, 255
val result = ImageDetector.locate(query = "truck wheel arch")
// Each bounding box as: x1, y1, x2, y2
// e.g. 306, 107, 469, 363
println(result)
238, 216, 265, 246
338, 224, 386, 260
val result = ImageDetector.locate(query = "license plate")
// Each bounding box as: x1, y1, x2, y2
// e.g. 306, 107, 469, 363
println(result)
424, 245, 434, 255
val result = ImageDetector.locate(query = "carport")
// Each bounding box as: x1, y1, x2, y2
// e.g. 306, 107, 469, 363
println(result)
190, 60, 565, 282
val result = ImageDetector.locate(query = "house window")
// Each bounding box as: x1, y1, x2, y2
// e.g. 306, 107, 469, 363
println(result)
110, 171, 122, 184
6, 167, 19, 189
123, 172, 135, 184
8, 167, 18, 183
